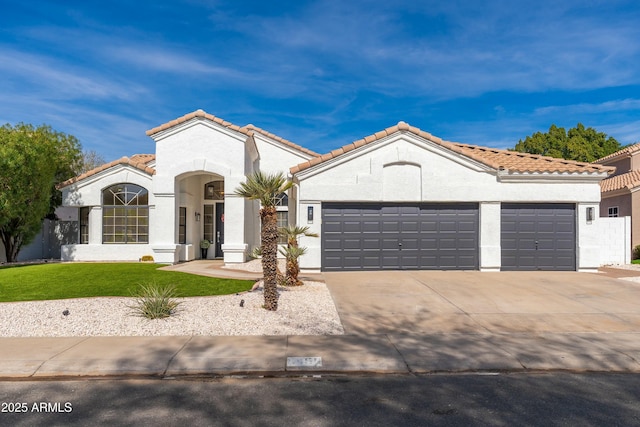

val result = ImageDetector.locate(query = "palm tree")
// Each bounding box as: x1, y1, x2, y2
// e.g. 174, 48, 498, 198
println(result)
279, 225, 318, 286
279, 245, 307, 287
234, 171, 292, 311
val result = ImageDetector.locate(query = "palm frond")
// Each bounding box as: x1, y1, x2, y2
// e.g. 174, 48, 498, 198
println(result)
234, 171, 292, 207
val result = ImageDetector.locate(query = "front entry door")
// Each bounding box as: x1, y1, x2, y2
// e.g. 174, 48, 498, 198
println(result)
215, 202, 224, 258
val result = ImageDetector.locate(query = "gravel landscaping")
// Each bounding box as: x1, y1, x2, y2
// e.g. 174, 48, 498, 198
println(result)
0, 281, 344, 337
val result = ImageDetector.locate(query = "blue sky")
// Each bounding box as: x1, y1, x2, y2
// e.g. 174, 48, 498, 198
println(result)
1, 0, 640, 160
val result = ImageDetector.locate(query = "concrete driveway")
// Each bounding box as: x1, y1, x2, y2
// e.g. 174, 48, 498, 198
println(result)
323, 271, 640, 335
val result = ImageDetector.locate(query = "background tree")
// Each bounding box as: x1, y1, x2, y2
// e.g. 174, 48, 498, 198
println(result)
235, 171, 292, 311
0, 123, 82, 262
79, 149, 106, 174
513, 123, 622, 162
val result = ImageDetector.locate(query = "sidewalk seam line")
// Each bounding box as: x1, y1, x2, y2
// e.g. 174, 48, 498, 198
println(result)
162, 336, 193, 377
32, 336, 91, 377
385, 334, 413, 374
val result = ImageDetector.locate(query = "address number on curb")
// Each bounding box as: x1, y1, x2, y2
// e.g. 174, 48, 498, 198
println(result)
287, 357, 322, 368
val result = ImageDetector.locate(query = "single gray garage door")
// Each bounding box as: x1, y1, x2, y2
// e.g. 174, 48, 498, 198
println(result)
501, 203, 576, 271
322, 203, 478, 271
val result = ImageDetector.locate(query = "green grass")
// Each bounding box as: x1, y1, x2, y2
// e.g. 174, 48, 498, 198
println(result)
0, 263, 254, 302
632, 259, 640, 264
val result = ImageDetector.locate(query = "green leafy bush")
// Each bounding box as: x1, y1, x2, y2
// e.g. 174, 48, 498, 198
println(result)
634, 245, 640, 260
129, 282, 182, 319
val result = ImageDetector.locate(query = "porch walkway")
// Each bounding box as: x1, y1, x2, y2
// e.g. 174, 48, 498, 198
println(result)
160, 259, 324, 282
159, 260, 261, 280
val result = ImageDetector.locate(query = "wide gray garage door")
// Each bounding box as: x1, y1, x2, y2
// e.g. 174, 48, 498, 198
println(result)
322, 203, 478, 271
501, 203, 576, 271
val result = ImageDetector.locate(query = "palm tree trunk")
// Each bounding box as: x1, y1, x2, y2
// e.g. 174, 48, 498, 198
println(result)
260, 206, 279, 310
286, 257, 302, 286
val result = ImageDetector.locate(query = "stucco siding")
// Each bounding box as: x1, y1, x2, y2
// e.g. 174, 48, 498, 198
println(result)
252, 134, 314, 175
600, 193, 630, 218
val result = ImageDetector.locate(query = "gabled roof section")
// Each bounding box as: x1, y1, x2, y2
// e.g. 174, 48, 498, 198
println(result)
594, 143, 640, 164
242, 124, 320, 157
146, 109, 320, 157
146, 109, 251, 137
290, 121, 614, 175
58, 154, 156, 189
601, 169, 640, 193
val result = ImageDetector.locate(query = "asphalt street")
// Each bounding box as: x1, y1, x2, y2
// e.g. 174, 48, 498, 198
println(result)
1, 373, 639, 426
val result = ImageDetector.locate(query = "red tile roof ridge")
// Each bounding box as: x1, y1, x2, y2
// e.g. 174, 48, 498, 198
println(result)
146, 109, 250, 137
594, 143, 640, 163
290, 121, 615, 175
57, 155, 156, 189
146, 110, 320, 157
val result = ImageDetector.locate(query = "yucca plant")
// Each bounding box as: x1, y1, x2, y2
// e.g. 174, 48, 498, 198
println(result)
128, 282, 182, 319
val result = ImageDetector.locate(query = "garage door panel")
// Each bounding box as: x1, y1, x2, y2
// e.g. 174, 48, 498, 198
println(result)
402, 221, 419, 232
322, 203, 478, 271
501, 203, 575, 271
382, 222, 400, 232
456, 238, 478, 249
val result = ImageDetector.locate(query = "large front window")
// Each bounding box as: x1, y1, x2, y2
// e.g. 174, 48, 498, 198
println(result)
102, 184, 149, 244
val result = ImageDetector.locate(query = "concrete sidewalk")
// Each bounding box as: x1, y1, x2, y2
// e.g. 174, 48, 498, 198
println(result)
2, 331, 640, 379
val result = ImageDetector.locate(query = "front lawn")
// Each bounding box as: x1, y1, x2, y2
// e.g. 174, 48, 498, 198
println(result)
0, 263, 254, 302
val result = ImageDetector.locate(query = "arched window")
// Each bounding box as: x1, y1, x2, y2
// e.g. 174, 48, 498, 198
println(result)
102, 184, 149, 244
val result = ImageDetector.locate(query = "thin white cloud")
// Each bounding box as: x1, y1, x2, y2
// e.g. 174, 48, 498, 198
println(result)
103, 45, 248, 78
0, 48, 147, 101
203, 0, 640, 98
535, 99, 640, 116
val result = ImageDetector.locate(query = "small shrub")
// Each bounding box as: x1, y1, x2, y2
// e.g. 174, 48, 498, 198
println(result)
140, 255, 154, 262
633, 245, 640, 260
249, 246, 262, 259
128, 282, 182, 319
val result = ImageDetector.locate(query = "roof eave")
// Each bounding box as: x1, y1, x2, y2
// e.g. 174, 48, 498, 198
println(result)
497, 170, 611, 183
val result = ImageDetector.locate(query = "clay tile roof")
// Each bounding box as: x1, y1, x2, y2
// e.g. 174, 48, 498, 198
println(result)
241, 124, 320, 157
594, 143, 640, 163
57, 155, 156, 189
600, 169, 640, 193
448, 143, 612, 174
146, 109, 251, 137
290, 121, 615, 175
146, 110, 320, 158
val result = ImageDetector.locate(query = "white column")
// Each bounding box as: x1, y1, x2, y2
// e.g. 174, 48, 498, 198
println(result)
479, 201, 501, 271
151, 194, 178, 263
88, 206, 102, 244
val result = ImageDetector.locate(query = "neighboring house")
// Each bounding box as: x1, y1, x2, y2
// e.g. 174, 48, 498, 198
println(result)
57, 109, 613, 272
594, 143, 640, 251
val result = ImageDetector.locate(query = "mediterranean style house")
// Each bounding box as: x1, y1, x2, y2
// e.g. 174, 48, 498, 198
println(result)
595, 143, 640, 251
57, 109, 614, 271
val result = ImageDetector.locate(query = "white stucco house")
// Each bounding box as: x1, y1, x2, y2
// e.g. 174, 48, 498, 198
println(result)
58, 109, 614, 272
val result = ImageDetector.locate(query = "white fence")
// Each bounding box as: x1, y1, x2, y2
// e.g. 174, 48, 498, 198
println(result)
598, 216, 631, 266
